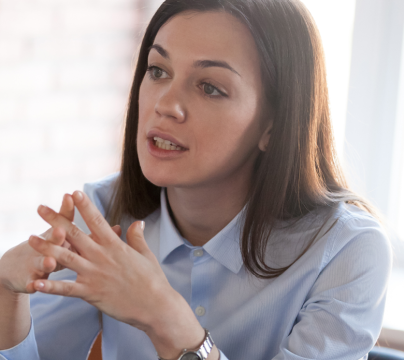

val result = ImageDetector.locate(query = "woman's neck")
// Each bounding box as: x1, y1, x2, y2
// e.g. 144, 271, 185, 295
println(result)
166, 179, 250, 247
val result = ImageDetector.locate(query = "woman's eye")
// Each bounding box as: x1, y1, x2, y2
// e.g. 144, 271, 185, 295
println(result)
202, 83, 220, 96
146, 65, 227, 99
201, 82, 227, 98
146, 66, 169, 80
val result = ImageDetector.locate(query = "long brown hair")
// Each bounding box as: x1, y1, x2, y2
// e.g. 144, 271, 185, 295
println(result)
108, 0, 378, 279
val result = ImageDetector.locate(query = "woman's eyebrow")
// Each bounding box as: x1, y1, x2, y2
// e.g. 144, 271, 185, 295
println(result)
148, 44, 241, 77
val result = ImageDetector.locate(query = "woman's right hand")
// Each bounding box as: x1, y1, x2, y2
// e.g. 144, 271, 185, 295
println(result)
0, 194, 76, 295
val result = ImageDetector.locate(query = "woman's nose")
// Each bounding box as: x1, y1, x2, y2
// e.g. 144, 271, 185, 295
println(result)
154, 83, 186, 123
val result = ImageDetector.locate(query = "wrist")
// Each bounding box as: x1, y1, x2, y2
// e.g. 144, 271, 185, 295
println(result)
155, 329, 220, 360
145, 290, 206, 359
0, 282, 25, 298
0, 286, 31, 350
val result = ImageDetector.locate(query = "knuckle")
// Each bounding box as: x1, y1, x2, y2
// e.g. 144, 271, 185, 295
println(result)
46, 281, 54, 293
61, 250, 76, 265
36, 238, 49, 252
51, 226, 60, 237
91, 213, 105, 227
148, 278, 164, 297
69, 225, 82, 239
48, 209, 57, 221
41, 257, 53, 272
63, 281, 74, 296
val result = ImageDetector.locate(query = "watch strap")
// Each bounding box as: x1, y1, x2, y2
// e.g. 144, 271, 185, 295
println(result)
157, 329, 214, 360
192, 329, 214, 360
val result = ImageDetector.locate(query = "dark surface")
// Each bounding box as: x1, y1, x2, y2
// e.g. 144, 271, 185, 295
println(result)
369, 347, 404, 360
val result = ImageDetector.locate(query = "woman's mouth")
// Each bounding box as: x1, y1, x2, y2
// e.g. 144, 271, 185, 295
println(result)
147, 137, 188, 159
153, 136, 187, 151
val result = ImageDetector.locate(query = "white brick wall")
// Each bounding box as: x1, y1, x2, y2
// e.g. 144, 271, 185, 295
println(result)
0, 0, 150, 254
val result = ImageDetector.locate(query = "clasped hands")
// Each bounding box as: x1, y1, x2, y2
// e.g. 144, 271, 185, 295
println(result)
27, 191, 209, 359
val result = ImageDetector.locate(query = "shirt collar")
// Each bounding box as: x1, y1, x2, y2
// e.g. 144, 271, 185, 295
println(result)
159, 188, 245, 274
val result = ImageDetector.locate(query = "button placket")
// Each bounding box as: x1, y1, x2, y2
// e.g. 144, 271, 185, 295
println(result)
190, 247, 211, 326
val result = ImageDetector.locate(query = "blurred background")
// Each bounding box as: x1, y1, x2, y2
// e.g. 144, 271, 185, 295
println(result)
0, 0, 403, 348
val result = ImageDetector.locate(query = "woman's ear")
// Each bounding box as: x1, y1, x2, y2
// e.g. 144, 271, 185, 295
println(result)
258, 122, 272, 152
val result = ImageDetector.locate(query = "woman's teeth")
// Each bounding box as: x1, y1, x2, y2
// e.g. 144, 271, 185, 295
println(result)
153, 136, 184, 151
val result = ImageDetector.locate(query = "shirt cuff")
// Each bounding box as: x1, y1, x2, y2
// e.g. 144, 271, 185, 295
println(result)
219, 349, 229, 360
0, 316, 40, 360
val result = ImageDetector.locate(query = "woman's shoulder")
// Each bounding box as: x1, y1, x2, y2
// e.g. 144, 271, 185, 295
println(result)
316, 202, 392, 272
82, 172, 120, 217
273, 202, 392, 272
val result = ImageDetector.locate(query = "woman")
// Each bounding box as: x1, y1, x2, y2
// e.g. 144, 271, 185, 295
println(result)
0, 0, 392, 359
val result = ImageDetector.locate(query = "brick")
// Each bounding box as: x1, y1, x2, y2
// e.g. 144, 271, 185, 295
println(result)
0, 127, 44, 155
98, 0, 141, 5
30, 37, 92, 62
82, 154, 120, 179
0, 158, 13, 184
39, 181, 85, 209
61, 8, 140, 36
35, 0, 135, 7
0, 183, 42, 212
57, 63, 110, 91
0, 98, 18, 124
46, 123, 115, 151
0, 39, 25, 62
0, 10, 53, 37
110, 63, 135, 91
142, 1, 164, 19
84, 91, 127, 122
2, 214, 49, 239
17, 153, 78, 182
21, 94, 82, 124
30, 35, 139, 63
89, 35, 139, 62
0, 64, 54, 94
0, 0, 140, 252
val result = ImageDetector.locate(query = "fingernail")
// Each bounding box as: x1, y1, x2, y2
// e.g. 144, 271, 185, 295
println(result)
74, 191, 83, 202
139, 221, 145, 230
37, 282, 45, 289
38, 205, 50, 214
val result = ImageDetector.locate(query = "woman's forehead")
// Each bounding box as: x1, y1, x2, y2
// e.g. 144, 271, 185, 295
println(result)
151, 11, 261, 81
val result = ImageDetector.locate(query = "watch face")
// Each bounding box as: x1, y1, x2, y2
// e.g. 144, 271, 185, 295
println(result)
181, 352, 201, 360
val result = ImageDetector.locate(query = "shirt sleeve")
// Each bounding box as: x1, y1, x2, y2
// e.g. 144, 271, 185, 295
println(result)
0, 317, 40, 360
270, 215, 393, 360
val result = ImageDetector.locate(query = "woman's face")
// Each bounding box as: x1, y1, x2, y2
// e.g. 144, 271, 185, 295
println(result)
137, 10, 270, 189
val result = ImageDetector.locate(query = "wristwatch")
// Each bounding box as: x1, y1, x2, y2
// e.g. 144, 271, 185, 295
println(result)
157, 329, 214, 360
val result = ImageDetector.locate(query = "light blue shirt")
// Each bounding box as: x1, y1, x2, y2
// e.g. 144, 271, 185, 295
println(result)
0, 173, 393, 360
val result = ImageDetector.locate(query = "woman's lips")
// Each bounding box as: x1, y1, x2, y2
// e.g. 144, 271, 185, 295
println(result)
147, 130, 188, 149
147, 138, 188, 159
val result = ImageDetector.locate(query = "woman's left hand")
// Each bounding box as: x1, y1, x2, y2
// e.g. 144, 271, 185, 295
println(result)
28, 191, 209, 359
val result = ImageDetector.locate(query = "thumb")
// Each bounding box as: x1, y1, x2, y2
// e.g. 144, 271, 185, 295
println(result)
126, 221, 148, 255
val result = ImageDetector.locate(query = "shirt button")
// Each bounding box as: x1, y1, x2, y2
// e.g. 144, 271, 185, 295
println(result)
195, 306, 206, 316
193, 249, 204, 257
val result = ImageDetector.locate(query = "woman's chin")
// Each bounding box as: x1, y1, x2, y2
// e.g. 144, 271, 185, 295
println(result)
142, 169, 184, 188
